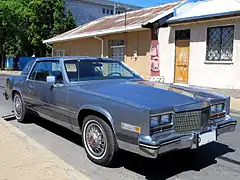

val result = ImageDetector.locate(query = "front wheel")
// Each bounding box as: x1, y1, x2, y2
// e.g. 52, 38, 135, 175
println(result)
82, 115, 118, 166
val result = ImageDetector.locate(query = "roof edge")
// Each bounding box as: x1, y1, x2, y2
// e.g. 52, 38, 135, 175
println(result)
43, 25, 146, 44
143, 1, 184, 25
43, 1, 183, 44
168, 10, 240, 24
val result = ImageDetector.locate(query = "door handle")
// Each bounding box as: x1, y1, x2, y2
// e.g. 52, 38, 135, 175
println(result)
177, 64, 187, 68
28, 85, 35, 90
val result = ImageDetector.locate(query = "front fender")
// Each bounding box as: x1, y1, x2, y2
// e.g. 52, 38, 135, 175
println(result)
77, 104, 115, 133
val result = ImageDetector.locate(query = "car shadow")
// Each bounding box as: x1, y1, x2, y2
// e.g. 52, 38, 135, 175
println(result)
32, 117, 83, 147
2, 114, 16, 121
2, 116, 235, 180
117, 142, 235, 179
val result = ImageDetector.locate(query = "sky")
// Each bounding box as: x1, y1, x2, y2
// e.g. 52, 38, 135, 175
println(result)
116, 0, 179, 7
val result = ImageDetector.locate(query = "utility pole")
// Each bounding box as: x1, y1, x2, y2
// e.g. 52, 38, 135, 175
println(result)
113, 0, 117, 15
113, 0, 120, 15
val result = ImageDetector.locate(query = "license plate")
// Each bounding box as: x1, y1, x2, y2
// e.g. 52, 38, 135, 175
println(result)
198, 130, 216, 147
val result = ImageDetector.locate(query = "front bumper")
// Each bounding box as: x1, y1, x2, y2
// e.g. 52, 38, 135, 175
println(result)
137, 115, 237, 158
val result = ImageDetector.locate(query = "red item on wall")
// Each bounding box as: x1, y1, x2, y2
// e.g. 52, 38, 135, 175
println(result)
150, 40, 160, 76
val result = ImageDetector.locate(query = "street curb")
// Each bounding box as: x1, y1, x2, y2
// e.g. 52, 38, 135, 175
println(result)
231, 109, 240, 115
0, 118, 90, 180
0, 71, 21, 76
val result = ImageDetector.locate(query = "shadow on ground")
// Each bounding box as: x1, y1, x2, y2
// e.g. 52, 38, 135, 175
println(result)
2, 116, 235, 180
118, 143, 234, 180
2, 114, 16, 121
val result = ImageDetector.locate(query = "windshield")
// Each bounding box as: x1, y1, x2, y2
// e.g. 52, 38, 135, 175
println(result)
64, 59, 142, 82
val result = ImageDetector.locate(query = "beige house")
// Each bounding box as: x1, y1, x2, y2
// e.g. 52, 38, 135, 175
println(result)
159, 0, 240, 89
44, 0, 240, 89
43, 2, 181, 80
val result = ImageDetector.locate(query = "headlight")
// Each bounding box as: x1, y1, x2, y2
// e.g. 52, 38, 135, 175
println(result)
211, 103, 224, 114
211, 105, 217, 114
216, 104, 224, 112
150, 117, 159, 128
150, 114, 172, 129
210, 103, 225, 119
160, 114, 172, 125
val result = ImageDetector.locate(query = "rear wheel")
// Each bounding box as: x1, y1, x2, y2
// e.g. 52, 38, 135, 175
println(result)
13, 93, 29, 123
82, 115, 118, 166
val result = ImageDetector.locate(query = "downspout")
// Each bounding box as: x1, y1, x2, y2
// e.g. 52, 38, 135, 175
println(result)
46, 43, 53, 57
94, 36, 104, 57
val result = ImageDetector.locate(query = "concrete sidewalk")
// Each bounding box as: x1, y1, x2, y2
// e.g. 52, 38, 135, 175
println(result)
0, 118, 89, 180
201, 87, 240, 113
0, 70, 21, 76
231, 98, 240, 114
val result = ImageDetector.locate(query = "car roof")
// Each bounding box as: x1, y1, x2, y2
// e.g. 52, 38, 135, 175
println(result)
36, 56, 120, 62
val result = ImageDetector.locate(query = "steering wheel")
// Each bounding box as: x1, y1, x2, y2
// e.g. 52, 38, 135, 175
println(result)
107, 72, 122, 77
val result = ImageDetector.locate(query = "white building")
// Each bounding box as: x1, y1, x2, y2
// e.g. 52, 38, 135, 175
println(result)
65, 0, 141, 25
159, 0, 240, 89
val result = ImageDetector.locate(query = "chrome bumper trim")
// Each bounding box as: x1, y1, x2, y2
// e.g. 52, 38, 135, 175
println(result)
139, 143, 160, 149
118, 116, 237, 159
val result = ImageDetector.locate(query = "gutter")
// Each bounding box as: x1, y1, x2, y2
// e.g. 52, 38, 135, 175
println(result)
94, 36, 104, 58
168, 10, 240, 24
46, 43, 54, 57
43, 25, 144, 44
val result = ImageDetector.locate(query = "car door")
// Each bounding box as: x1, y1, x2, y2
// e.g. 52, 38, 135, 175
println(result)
26, 61, 50, 114
27, 60, 71, 128
45, 61, 72, 129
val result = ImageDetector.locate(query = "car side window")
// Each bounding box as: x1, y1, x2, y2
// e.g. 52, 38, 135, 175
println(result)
21, 60, 35, 75
29, 61, 63, 83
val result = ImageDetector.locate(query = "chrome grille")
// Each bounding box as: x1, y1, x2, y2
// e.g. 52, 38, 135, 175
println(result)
174, 108, 210, 133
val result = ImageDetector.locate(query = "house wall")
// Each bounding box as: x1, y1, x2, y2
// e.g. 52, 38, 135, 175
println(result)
53, 38, 102, 57
159, 17, 240, 89
65, 0, 140, 25
53, 29, 152, 79
65, 0, 113, 25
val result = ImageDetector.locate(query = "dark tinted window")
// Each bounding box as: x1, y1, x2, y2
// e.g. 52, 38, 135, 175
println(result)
206, 26, 234, 61
175, 29, 190, 41
29, 61, 63, 83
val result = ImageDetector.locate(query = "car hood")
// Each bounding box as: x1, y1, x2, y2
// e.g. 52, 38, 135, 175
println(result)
72, 80, 225, 111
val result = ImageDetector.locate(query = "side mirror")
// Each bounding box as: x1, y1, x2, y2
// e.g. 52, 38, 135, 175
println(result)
46, 76, 56, 84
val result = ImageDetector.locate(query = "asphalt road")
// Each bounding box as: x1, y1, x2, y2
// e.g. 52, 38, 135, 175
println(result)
0, 74, 240, 180
0, 74, 7, 88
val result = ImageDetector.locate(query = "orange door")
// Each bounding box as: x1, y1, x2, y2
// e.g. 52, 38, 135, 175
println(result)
174, 40, 190, 84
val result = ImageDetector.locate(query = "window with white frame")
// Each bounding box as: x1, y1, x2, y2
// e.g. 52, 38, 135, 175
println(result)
109, 40, 125, 73
206, 25, 234, 61
54, 50, 65, 57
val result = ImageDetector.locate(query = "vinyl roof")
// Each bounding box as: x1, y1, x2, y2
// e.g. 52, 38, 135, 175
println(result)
36, 56, 124, 62
43, 1, 181, 44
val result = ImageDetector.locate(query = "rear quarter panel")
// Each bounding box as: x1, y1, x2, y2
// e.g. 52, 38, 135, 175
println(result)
6, 75, 28, 101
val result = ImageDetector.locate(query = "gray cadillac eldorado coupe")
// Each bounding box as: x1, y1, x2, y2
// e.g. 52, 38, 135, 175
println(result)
4, 57, 237, 166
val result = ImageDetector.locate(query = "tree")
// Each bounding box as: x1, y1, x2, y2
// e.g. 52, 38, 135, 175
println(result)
0, 0, 26, 69
0, 0, 77, 68
27, 0, 77, 57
